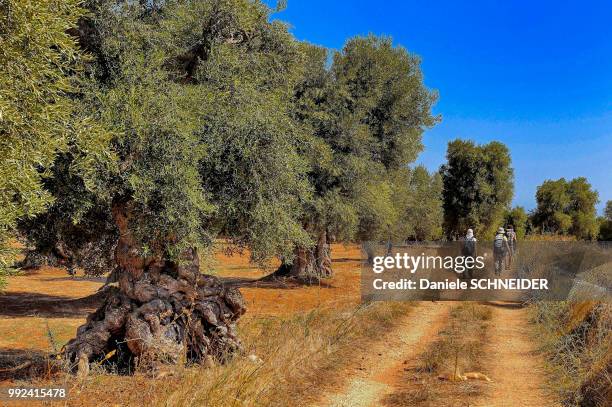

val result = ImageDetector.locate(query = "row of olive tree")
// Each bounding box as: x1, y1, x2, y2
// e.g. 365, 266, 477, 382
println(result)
3, 0, 604, 370
2, 0, 438, 366
502, 179, 605, 241
507, 199, 609, 241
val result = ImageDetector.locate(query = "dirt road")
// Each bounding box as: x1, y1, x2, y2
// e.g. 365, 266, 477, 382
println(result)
474, 302, 559, 407
315, 301, 558, 407
316, 302, 452, 407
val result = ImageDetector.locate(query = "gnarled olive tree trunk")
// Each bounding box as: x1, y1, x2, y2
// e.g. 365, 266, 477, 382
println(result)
273, 229, 332, 281
64, 204, 246, 371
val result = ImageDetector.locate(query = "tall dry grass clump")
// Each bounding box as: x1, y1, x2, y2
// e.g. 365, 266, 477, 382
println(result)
526, 242, 611, 406
530, 301, 611, 406
523, 234, 577, 242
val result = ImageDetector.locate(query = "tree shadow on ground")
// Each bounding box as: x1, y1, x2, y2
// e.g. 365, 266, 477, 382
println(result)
0, 275, 336, 319
0, 348, 56, 381
478, 301, 524, 309
221, 276, 336, 289
0, 291, 106, 318
44, 276, 106, 283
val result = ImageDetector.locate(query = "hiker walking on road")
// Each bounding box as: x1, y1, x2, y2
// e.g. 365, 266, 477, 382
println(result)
493, 227, 510, 275
385, 239, 393, 258
462, 228, 477, 279
506, 225, 517, 268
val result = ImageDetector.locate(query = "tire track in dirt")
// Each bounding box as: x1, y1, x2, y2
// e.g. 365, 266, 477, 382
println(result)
315, 301, 453, 407
473, 302, 560, 407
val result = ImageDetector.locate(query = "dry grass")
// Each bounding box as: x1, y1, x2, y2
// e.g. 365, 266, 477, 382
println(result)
523, 234, 577, 241
420, 303, 491, 375
34, 301, 413, 406
0, 317, 83, 351
513, 239, 612, 406
2, 266, 102, 298
530, 301, 611, 407
383, 303, 492, 407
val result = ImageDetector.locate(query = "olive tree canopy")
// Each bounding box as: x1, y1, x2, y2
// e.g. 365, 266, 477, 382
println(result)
0, 0, 110, 286
274, 36, 439, 279
19, 0, 312, 369
441, 139, 514, 240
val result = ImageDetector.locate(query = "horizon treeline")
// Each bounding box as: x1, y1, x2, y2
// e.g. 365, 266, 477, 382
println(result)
1, 0, 609, 287
439, 139, 606, 242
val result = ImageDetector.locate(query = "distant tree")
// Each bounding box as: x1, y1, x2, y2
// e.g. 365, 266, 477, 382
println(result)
532, 179, 570, 234
20, 0, 311, 368
0, 0, 109, 287
440, 140, 514, 240
392, 166, 443, 241
567, 178, 600, 239
533, 177, 599, 239
597, 200, 612, 241
273, 36, 439, 279
505, 206, 528, 239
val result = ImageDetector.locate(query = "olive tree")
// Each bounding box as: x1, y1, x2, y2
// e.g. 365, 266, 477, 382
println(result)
598, 200, 612, 241
505, 206, 529, 239
398, 166, 443, 241
273, 36, 438, 280
441, 139, 514, 239
533, 177, 599, 239
21, 0, 310, 369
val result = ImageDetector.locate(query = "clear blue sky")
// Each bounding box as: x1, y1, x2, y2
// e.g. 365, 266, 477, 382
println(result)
266, 0, 612, 214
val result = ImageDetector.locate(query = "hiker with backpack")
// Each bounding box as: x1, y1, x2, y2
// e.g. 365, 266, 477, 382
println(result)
385, 239, 393, 258
506, 225, 517, 268
462, 228, 477, 279
493, 227, 510, 275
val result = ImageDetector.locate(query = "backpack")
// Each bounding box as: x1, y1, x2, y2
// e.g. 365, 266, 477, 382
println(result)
463, 237, 476, 256
493, 234, 506, 255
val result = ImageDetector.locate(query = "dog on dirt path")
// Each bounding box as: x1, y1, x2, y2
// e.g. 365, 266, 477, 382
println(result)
438, 371, 492, 382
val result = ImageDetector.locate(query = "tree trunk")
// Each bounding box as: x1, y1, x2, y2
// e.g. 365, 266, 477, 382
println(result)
19, 243, 70, 270
273, 230, 332, 281
63, 204, 246, 372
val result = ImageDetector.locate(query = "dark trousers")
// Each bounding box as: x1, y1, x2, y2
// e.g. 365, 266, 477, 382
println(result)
494, 253, 505, 275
